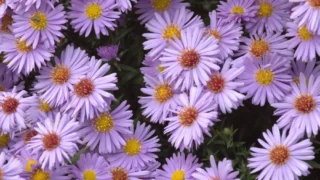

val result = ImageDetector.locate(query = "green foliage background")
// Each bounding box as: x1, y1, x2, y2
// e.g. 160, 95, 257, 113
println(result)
35, 0, 320, 179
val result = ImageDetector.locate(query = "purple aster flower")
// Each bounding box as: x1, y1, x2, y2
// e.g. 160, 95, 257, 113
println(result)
290, 59, 320, 84
10, 129, 38, 154
205, 58, 245, 114
207, 10, 243, 59
156, 153, 202, 180
27, 112, 80, 170
248, 125, 314, 179
68, 0, 120, 38
64, 57, 118, 122
0, 87, 37, 134
0, 151, 23, 180
0, 0, 16, 18
24, 97, 58, 127
143, 8, 204, 57
13, 0, 58, 12
0, 73, 24, 92
234, 32, 293, 66
165, 87, 219, 150
217, 0, 258, 24
142, 161, 161, 179
140, 55, 163, 77
139, 75, 178, 124
16, 147, 39, 175
12, 3, 67, 48
237, 54, 292, 106
107, 122, 160, 170
286, 22, 320, 62
192, 155, 240, 180
290, 0, 320, 35
116, 0, 133, 12
16, 148, 70, 179
33, 45, 90, 106
0, 34, 54, 74
97, 44, 120, 61
0, 9, 13, 33
272, 73, 320, 137
70, 153, 109, 180
0, 62, 20, 84
135, 0, 189, 24
160, 27, 221, 91
79, 101, 133, 154
246, 0, 291, 35
106, 165, 150, 179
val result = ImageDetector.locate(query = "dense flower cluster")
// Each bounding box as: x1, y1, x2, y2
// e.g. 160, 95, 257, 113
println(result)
0, 0, 319, 179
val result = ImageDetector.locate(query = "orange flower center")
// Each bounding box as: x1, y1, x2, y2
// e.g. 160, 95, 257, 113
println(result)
207, 29, 221, 41
50, 65, 70, 85
1, 97, 19, 114
178, 107, 198, 126
249, 39, 270, 58
207, 73, 225, 93
74, 78, 94, 97
111, 167, 128, 180
309, 0, 320, 7
24, 130, 38, 144
1, 13, 13, 33
269, 146, 290, 166
0, 0, 4, 5
42, 133, 60, 151
294, 95, 315, 113
179, 49, 200, 69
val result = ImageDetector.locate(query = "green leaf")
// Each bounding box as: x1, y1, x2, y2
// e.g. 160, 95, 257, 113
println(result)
71, 146, 89, 164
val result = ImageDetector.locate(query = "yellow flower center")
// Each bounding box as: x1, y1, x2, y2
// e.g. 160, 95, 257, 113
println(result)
171, 170, 185, 180
162, 24, 181, 41
30, 12, 48, 30
85, 3, 102, 20
249, 39, 270, 58
258, 2, 273, 17
42, 133, 60, 151
298, 25, 313, 41
0, 133, 9, 147
151, 0, 171, 11
50, 65, 71, 85
38, 101, 52, 113
308, 0, 320, 7
1, 13, 13, 33
269, 145, 290, 166
31, 168, 50, 180
207, 73, 225, 93
157, 65, 165, 72
25, 159, 37, 172
83, 170, 96, 180
207, 29, 221, 41
178, 107, 198, 126
294, 94, 315, 113
93, 113, 114, 133
111, 167, 129, 180
154, 83, 174, 103
123, 138, 141, 156
16, 40, 33, 53
255, 69, 274, 86
231, 6, 244, 15
179, 49, 200, 69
